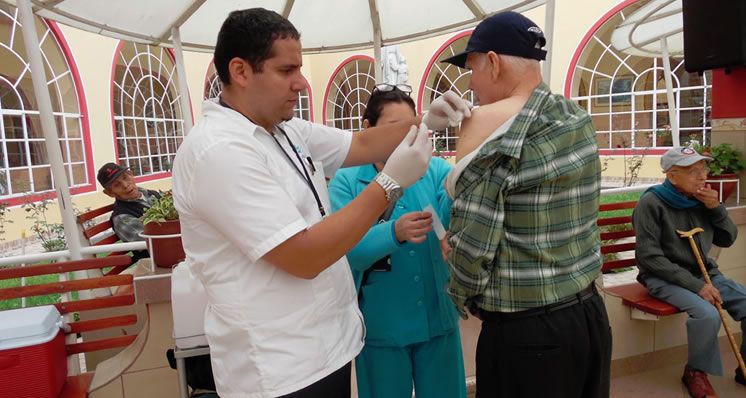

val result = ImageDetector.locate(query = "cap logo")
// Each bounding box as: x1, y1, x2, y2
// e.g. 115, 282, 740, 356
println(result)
680, 148, 696, 155
527, 26, 543, 34
106, 168, 117, 177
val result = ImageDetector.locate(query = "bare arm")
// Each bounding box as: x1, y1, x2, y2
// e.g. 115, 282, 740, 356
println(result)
342, 116, 421, 167
264, 123, 432, 279
455, 99, 525, 162
262, 183, 389, 279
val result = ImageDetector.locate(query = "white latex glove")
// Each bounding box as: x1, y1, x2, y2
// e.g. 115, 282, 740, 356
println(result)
422, 91, 472, 131
382, 123, 432, 188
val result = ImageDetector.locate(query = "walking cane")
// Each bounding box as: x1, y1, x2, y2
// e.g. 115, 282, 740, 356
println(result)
678, 227, 746, 378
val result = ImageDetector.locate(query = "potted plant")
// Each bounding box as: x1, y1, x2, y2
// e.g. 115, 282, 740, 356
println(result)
693, 143, 746, 202
142, 191, 185, 268
654, 126, 673, 147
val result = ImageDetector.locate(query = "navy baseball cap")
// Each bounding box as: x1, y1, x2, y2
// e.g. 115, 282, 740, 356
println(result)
97, 162, 129, 188
442, 11, 547, 68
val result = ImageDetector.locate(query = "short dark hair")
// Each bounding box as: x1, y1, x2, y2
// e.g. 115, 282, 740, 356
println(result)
214, 8, 300, 85
362, 89, 416, 127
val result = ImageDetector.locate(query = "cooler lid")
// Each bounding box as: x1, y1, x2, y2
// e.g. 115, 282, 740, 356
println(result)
0, 305, 63, 350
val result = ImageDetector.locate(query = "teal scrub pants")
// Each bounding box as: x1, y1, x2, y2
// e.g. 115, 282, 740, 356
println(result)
355, 329, 466, 398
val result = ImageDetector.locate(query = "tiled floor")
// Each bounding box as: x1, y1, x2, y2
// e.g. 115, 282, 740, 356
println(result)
611, 343, 746, 398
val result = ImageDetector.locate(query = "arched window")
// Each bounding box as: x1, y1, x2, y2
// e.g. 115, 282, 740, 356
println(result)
324, 56, 375, 132
418, 32, 474, 154
566, 0, 711, 151
204, 63, 222, 100
112, 42, 188, 178
203, 61, 313, 121
0, 3, 91, 202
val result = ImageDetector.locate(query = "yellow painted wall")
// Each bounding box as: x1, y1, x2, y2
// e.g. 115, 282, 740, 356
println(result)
0, 0, 717, 245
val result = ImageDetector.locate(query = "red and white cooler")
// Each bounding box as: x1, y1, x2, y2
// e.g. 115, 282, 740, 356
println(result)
0, 305, 67, 398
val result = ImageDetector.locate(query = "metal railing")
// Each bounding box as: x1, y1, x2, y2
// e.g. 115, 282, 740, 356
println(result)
0, 241, 146, 267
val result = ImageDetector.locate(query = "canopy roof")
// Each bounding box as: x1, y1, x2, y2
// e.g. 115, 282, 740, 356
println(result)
610, 0, 683, 57
13, 0, 544, 53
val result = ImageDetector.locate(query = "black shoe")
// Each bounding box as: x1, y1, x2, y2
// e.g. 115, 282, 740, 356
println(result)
736, 367, 746, 386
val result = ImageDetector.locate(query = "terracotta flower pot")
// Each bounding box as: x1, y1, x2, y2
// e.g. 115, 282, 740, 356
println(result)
706, 173, 739, 203
142, 219, 185, 268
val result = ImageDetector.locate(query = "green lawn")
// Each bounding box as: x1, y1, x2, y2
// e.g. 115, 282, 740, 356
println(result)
600, 191, 643, 218
0, 271, 81, 311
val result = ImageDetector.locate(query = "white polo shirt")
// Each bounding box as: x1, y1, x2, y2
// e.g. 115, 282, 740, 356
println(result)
172, 100, 362, 398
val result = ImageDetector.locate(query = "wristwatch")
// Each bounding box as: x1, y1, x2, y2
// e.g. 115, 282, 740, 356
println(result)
374, 172, 403, 203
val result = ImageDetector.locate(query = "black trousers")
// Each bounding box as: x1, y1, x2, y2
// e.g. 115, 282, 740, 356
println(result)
277, 362, 351, 398
475, 292, 612, 398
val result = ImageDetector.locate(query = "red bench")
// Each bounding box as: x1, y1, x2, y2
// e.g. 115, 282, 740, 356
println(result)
598, 201, 680, 318
76, 204, 140, 276
0, 255, 140, 397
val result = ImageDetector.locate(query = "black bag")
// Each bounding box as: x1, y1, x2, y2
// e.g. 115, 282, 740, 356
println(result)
166, 349, 218, 397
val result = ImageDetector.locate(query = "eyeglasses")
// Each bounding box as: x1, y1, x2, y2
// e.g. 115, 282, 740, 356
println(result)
373, 83, 412, 95
674, 166, 709, 176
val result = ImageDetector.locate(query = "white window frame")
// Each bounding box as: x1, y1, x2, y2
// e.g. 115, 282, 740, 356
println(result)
419, 32, 475, 154
0, 5, 88, 200
568, 4, 711, 151
324, 56, 375, 132
113, 42, 185, 177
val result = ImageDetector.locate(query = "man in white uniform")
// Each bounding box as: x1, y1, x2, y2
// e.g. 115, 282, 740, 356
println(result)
172, 8, 470, 398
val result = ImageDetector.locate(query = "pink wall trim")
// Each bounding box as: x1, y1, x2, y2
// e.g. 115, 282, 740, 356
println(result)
109, 42, 195, 185
417, 30, 473, 114
563, 0, 639, 98
599, 148, 667, 156
1, 19, 96, 206
202, 60, 215, 101
322, 55, 375, 126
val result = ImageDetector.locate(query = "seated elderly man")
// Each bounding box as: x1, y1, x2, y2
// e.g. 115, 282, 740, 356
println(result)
633, 147, 745, 397
97, 162, 160, 247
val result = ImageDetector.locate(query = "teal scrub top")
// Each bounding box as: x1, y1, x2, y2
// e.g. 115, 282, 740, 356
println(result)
328, 157, 459, 347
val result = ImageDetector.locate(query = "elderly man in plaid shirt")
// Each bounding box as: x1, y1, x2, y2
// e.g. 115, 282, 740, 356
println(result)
440, 12, 610, 398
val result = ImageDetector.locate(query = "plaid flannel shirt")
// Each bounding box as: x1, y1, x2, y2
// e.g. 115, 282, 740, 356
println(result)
447, 83, 602, 315
111, 188, 161, 242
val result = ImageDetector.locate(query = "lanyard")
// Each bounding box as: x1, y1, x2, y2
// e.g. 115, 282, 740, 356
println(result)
272, 127, 326, 217
217, 98, 326, 217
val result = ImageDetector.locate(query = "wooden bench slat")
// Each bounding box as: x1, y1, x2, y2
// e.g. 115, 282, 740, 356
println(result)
104, 263, 133, 276
55, 294, 135, 314
601, 242, 637, 255
602, 258, 637, 273
84, 220, 113, 239
605, 283, 679, 316
0, 255, 132, 280
0, 274, 133, 300
76, 204, 114, 223
599, 201, 638, 212
66, 334, 137, 355
600, 229, 636, 240
597, 215, 632, 226
60, 372, 94, 398
94, 235, 119, 246
66, 314, 138, 334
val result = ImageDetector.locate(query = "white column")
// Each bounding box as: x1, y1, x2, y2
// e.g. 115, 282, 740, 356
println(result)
16, 0, 81, 261
542, 0, 556, 86
17, 0, 82, 375
374, 32, 382, 83
172, 26, 194, 134
660, 37, 680, 147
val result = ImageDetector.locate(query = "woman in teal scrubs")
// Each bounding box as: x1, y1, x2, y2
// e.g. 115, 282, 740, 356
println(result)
329, 85, 466, 398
